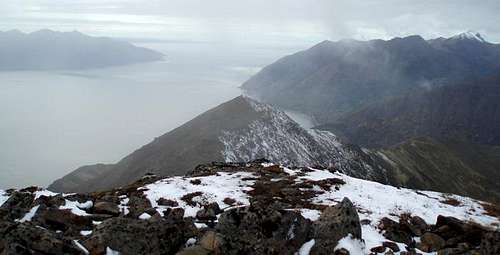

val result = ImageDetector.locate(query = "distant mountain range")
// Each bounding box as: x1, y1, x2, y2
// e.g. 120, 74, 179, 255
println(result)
0, 29, 163, 70
242, 31, 500, 124
49, 31, 500, 204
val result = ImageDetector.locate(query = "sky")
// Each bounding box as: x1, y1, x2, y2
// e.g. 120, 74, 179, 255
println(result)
1, 0, 500, 44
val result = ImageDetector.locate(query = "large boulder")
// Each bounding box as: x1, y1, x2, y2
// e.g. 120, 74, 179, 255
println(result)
216, 202, 312, 254
0, 191, 34, 221
93, 201, 120, 216
310, 198, 361, 255
83, 216, 196, 255
480, 231, 500, 255
0, 220, 85, 254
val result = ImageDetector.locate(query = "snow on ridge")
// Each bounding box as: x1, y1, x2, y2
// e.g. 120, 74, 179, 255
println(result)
139, 166, 497, 254
450, 30, 486, 42
220, 97, 348, 168
143, 172, 257, 218
0, 190, 9, 207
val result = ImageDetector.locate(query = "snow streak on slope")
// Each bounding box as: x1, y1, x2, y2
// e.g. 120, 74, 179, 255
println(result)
220, 97, 365, 170
0, 190, 8, 207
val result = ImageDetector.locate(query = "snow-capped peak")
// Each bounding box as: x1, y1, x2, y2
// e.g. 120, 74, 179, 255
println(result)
450, 30, 486, 42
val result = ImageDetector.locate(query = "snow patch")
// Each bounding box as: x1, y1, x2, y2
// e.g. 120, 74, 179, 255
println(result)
143, 172, 256, 217
0, 190, 9, 207
17, 205, 40, 222
334, 234, 365, 255
139, 213, 151, 220
296, 239, 315, 255
59, 200, 91, 216
106, 247, 121, 255
73, 240, 89, 254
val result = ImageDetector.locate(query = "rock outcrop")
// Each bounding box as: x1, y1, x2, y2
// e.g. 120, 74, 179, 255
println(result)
1, 160, 499, 254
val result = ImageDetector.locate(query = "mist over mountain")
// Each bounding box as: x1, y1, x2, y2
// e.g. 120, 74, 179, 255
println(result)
242, 32, 500, 123
0, 29, 163, 70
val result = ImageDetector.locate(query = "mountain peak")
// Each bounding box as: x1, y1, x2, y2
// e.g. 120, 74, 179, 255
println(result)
450, 30, 486, 42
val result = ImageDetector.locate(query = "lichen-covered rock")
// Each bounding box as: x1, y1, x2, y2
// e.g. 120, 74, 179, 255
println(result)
216, 203, 312, 255
83, 216, 196, 255
0, 220, 85, 254
310, 198, 361, 255
480, 231, 500, 255
0, 191, 34, 221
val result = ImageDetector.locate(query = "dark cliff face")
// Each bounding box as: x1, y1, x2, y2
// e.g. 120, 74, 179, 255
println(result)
318, 76, 500, 148
242, 35, 500, 124
0, 29, 163, 70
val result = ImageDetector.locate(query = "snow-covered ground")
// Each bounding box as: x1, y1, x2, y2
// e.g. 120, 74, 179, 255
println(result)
1, 165, 498, 255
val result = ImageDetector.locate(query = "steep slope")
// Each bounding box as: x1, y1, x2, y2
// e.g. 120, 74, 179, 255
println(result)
242, 32, 500, 123
0, 29, 163, 70
318, 76, 500, 148
2, 161, 499, 254
371, 137, 500, 204
49, 96, 387, 193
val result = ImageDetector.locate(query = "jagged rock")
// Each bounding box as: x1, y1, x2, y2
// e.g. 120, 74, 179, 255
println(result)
35, 208, 92, 234
164, 208, 186, 222
216, 203, 312, 254
126, 195, 153, 218
93, 201, 120, 216
0, 191, 34, 221
34, 194, 65, 208
334, 248, 350, 255
378, 217, 413, 245
84, 217, 196, 255
0, 220, 84, 254
410, 216, 428, 236
370, 245, 386, 253
196, 202, 223, 221
434, 215, 486, 245
157, 198, 179, 207
382, 241, 400, 252
310, 198, 361, 255
417, 232, 445, 252
199, 231, 223, 252
480, 231, 500, 255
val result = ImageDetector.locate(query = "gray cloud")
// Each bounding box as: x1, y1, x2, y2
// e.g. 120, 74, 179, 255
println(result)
1, 0, 500, 43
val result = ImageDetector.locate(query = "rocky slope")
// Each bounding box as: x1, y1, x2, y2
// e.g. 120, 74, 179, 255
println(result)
367, 137, 500, 204
49, 96, 388, 193
0, 29, 163, 70
318, 76, 500, 148
2, 160, 499, 255
242, 32, 500, 123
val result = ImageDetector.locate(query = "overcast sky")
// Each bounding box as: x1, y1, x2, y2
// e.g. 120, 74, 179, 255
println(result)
1, 0, 500, 44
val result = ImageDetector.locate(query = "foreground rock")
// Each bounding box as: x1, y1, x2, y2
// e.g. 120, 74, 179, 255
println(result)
0, 160, 498, 254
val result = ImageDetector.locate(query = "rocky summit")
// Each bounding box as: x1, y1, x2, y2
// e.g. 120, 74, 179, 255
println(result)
1, 160, 499, 255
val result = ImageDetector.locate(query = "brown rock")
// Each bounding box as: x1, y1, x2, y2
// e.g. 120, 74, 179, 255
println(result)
418, 232, 445, 252
199, 231, 223, 252
157, 198, 179, 207
334, 248, 350, 255
480, 231, 500, 255
311, 198, 361, 255
370, 245, 386, 253
93, 201, 120, 216
382, 241, 400, 252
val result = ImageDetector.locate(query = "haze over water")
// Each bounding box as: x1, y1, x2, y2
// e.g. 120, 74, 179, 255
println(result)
0, 41, 305, 189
